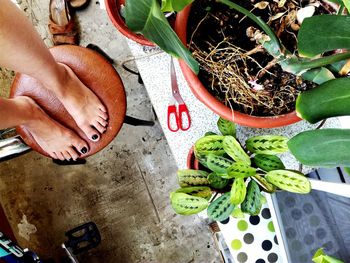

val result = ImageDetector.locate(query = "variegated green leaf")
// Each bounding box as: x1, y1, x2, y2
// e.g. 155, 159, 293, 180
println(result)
246, 135, 288, 155
217, 117, 236, 137
230, 178, 247, 205
205, 132, 217, 136
241, 180, 262, 216
207, 192, 235, 221
223, 136, 251, 165
252, 174, 276, 193
170, 192, 208, 215
224, 162, 256, 179
231, 206, 245, 218
175, 186, 212, 200
207, 154, 234, 175
194, 135, 226, 156
177, 169, 209, 187
266, 170, 311, 194
207, 172, 229, 189
253, 154, 285, 172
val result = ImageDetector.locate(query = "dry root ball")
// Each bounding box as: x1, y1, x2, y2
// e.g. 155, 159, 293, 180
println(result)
187, 0, 328, 116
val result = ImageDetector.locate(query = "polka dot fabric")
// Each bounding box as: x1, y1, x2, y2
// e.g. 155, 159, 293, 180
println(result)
219, 200, 281, 263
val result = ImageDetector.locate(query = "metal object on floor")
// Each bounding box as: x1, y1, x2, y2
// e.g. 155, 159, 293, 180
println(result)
167, 57, 191, 132
0, 230, 41, 263
0, 135, 30, 162
0, 222, 101, 263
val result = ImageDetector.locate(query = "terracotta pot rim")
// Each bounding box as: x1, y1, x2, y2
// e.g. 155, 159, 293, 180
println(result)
175, 4, 302, 128
105, 0, 155, 46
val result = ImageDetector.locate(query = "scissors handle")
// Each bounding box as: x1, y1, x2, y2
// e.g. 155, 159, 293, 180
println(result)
178, 104, 191, 131
167, 105, 179, 132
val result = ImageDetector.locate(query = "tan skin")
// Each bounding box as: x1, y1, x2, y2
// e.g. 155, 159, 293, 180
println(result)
0, 0, 108, 161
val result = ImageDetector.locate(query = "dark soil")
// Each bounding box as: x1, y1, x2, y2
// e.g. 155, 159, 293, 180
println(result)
187, 0, 333, 117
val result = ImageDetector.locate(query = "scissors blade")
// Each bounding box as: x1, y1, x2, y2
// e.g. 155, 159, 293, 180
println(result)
170, 57, 184, 104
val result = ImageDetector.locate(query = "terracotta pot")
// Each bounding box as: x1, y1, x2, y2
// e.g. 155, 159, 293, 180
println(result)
175, 5, 302, 128
105, 0, 154, 46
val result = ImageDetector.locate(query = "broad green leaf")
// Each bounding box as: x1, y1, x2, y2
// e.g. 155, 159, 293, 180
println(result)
223, 136, 251, 165
224, 162, 256, 179
170, 192, 208, 215
343, 0, 350, 12
231, 206, 245, 218
207, 172, 229, 189
344, 167, 350, 176
296, 78, 350, 123
125, 0, 199, 73
241, 180, 262, 215
266, 170, 311, 194
298, 15, 350, 57
252, 174, 276, 193
246, 135, 289, 155
161, 0, 193, 12
217, 117, 236, 137
194, 135, 225, 156
207, 192, 235, 221
288, 129, 350, 167
312, 248, 344, 263
206, 154, 234, 175
230, 178, 247, 205
175, 186, 212, 200
253, 154, 285, 172
301, 67, 335, 85
205, 132, 217, 136
177, 169, 209, 187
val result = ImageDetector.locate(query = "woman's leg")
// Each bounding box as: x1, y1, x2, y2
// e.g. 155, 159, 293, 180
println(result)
0, 0, 108, 142
0, 97, 88, 160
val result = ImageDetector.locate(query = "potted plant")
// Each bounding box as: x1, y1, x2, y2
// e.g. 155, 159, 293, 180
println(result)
170, 117, 311, 220
125, 0, 350, 129
105, 0, 187, 46
105, 0, 154, 45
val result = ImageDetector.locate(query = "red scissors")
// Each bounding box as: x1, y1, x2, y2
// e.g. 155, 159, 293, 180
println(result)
167, 57, 191, 132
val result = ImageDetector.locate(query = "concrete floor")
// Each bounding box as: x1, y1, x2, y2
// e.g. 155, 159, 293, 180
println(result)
0, 1, 220, 262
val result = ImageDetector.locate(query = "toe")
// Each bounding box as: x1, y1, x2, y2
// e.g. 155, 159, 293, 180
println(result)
81, 124, 100, 142
73, 139, 89, 155
68, 148, 79, 160
93, 121, 106, 134
55, 152, 65, 161
99, 110, 108, 121
98, 117, 108, 127
99, 104, 107, 113
62, 151, 72, 161
50, 152, 58, 159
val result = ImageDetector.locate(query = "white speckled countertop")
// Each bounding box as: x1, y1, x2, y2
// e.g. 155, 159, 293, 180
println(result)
126, 40, 341, 173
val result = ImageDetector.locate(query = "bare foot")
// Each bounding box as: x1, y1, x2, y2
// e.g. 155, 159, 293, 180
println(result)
19, 96, 89, 160
51, 63, 108, 142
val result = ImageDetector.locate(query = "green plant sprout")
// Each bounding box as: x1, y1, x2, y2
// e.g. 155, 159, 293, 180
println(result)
312, 248, 344, 263
170, 118, 311, 220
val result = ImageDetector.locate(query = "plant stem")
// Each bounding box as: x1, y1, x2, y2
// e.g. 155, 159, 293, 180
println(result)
292, 52, 350, 72
216, 0, 281, 53
338, 5, 345, 15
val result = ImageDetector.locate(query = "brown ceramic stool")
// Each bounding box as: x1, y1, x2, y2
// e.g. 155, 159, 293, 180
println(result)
10, 45, 126, 158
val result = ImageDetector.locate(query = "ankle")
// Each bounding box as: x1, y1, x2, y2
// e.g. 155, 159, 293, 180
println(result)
15, 97, 42, 126
41, 63, 70, 98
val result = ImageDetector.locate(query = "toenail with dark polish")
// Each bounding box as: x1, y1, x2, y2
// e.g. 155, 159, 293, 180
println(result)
92, 134, 98, 140
81, 147, 88, 154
